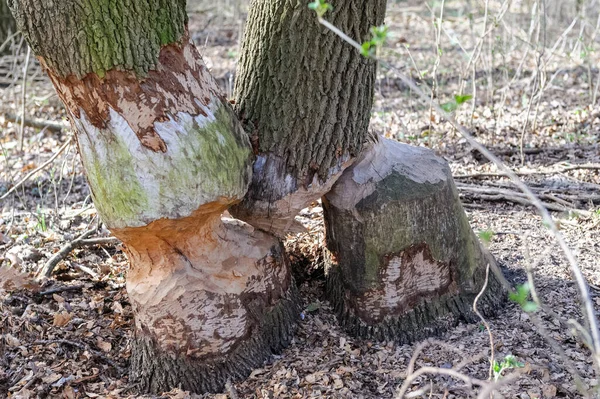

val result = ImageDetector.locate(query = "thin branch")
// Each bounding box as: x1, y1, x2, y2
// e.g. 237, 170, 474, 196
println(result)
0, 137, 73, 201
38, 229, 119, 279
3, 112, 68, 133
473, 262, 494, 380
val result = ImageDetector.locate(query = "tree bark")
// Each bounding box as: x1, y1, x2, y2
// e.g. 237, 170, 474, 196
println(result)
8, 0, 300, 393
232, 0, 387, 236
323, 138, 505, 342
0, 0, 16, 50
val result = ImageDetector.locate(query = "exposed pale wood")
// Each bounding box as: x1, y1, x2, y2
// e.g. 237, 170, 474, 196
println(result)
324, 138, 505, 342
122, 214, 300, 393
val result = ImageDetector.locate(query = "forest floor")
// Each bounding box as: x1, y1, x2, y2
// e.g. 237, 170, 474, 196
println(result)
1, 1, 600, 398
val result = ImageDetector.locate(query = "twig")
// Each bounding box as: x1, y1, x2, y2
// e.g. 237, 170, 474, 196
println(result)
455, 163, 600, 178
457, 184, 590, 214
37, 229, 119, 279
472, 262, 494, 380
18, 45, 31, 153
0, 137, 73, 200
39, 284, 84, 296
3, 112, 68, 133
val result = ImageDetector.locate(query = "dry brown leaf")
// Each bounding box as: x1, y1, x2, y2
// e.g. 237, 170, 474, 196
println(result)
13, 388, 35, 399
52, 293, 65, 303
53, 311, 73, 327
96, 338, 112, 352
112, 301, 123, 314
5, 333, 20, 347
42, 373, 63, 384
62, 385, 75, 399
0, 266, 39, 291
542, 384, 557, 398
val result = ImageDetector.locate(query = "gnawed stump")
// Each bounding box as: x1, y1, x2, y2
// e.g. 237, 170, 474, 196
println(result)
323, 137, 505, 342
123, 215, 301, 393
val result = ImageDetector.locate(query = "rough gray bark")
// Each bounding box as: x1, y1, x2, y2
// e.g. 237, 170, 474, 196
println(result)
323, 138, 505, 342
231, 0, 387, 236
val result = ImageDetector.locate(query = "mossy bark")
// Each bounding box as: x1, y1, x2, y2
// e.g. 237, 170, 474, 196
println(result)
7, 0, 187, 78
324, 138, 505, 342
231, 0, 387, 236
0, 0, 16, 50
8, 1, 301, 394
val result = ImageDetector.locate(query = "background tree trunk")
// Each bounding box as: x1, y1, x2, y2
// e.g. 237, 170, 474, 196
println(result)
8, 0, 300, 393
232, 0, 387, 236
324, 138, 505, 341
0, 0, 17, 51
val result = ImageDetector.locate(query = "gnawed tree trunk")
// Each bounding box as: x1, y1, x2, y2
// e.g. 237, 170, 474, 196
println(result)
8, 0, 299, 393
232, 0, 387, 236
0, 0, 16, 49
323, 138, 505, 341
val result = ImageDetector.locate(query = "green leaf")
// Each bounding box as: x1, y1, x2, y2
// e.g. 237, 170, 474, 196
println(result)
493, 361, 501, 373
308, 0, 332, 17
441, 101, 458, 113
454, 94, 473, 105
478, 230, 494, 244
361, 42, 372, 57
508, 283, 530, 305
522, 301, 538, 313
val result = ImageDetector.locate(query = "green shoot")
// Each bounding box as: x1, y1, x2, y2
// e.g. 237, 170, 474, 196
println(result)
361, 25, 388, 57
478, 230, 494, 245
508, 283, 538, 313
308, 0, 332, 18
492, 354, 524, 381
441, 94, 473, 113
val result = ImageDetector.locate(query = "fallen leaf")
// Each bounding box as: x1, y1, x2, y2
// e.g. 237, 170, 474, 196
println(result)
96, 338, 112, 352
53, 312, 72, 327
112, 301, 123, 314
53, 294, 65, 303
542, 384, 557, 398
5, 333, 20, 347
42, 373, 63, 384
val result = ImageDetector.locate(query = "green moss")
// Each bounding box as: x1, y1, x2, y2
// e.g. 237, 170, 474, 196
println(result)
19, 0, 187, 78
164, 105, 252, 202
79, 102, 251, 229
84, 133, 150, 226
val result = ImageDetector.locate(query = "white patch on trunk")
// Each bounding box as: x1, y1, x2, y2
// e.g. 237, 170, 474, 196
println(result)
234, 153, 353, 237
361, 247, 451, 320
72, 97, 250, 229
327, 137, 450, 211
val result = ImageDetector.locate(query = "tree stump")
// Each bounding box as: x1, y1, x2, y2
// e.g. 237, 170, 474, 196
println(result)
323, 137, 505, 342
7, 0, 302, 390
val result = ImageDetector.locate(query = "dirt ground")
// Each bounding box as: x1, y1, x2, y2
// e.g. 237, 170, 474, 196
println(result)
1, 1, 600, 398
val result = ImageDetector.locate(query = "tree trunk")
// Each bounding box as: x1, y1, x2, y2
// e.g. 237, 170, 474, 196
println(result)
0, 0, 16, 50
232, 0, 387, 237
323, 138, 505, 342
8, 0, 299, 393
